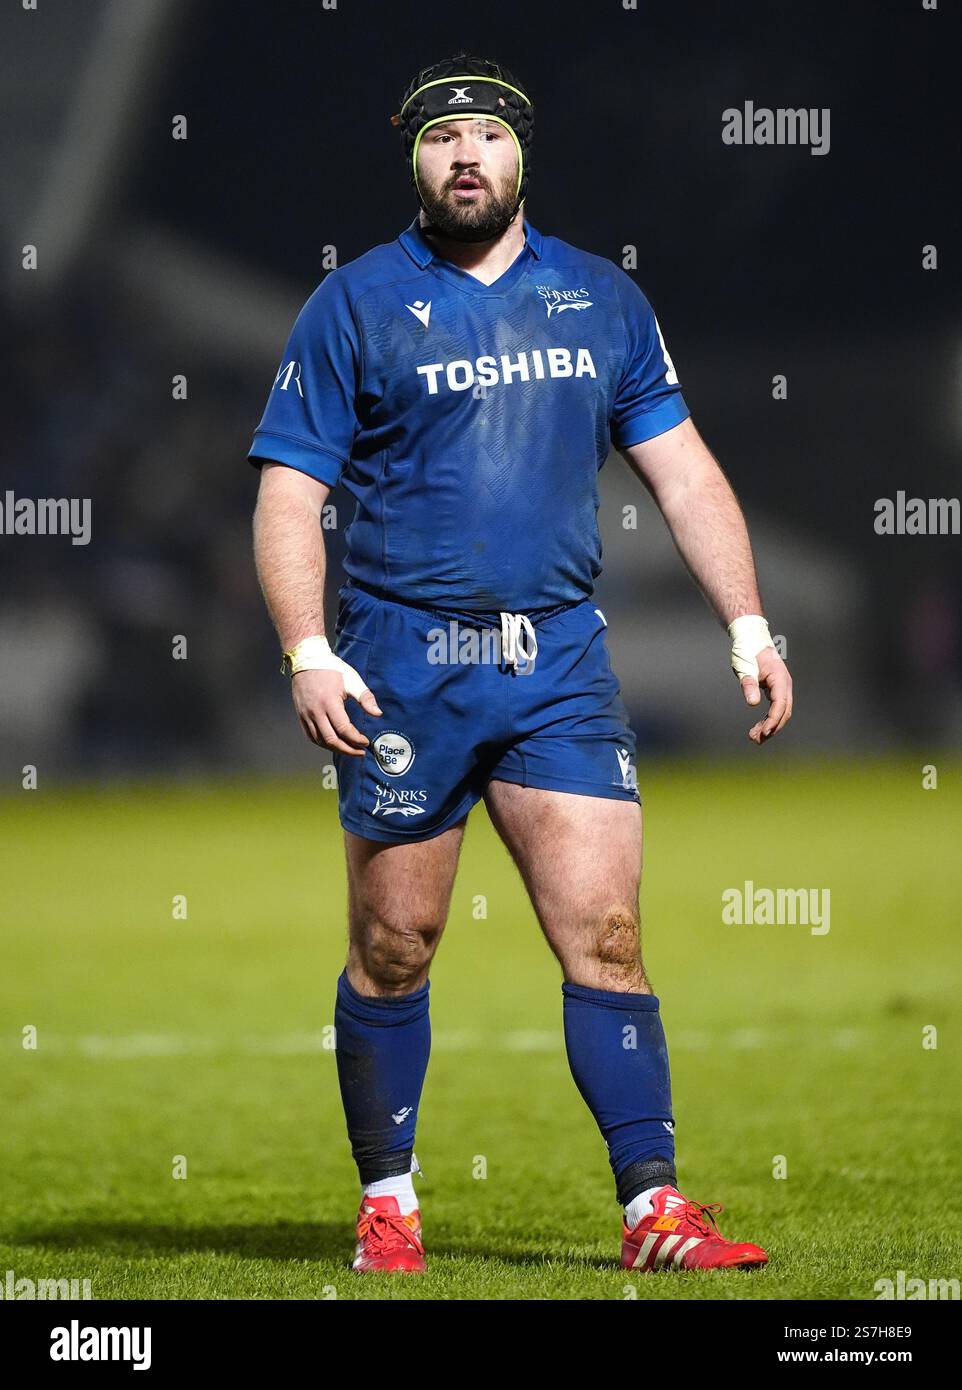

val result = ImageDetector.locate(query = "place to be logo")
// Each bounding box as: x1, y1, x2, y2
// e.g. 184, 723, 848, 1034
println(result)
371, 731, 415, 777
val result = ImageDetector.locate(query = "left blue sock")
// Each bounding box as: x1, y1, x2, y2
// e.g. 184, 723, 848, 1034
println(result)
562, 981, 677, 1205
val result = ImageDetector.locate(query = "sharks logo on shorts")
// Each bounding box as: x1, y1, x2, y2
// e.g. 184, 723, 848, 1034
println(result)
372, 784, 428, 818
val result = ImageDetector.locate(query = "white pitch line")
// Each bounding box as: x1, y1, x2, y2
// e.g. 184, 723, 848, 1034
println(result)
23, 1026, 866, 1060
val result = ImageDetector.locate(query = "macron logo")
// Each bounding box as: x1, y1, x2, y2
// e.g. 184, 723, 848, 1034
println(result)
405, 299, 432, 329
616, 747, 637, 792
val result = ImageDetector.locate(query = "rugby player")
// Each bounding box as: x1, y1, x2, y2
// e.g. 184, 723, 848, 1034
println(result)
250, 53, 793, 1274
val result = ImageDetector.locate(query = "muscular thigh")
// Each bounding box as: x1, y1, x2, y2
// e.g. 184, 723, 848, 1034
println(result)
344, 820, 466, 995
483, 781, 647, 991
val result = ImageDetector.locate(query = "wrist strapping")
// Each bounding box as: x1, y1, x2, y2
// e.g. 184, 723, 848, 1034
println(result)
727, 614, 774, 682
281, 635, 368, 697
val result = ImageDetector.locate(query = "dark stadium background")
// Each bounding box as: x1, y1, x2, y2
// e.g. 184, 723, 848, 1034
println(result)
1, 0, 958, 773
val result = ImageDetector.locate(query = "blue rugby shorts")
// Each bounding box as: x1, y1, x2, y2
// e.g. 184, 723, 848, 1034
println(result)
331, 581, 640, 843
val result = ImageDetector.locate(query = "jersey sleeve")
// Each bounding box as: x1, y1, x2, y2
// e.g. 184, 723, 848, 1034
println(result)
610, 271, 690, 449
248, 271, 360, 487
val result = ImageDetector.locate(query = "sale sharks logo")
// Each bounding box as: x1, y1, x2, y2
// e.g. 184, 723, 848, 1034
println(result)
372, 784, 428, 818
536, 285, 593, 317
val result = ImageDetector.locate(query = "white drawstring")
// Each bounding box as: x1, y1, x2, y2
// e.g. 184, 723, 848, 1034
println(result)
499, 611, 539, 673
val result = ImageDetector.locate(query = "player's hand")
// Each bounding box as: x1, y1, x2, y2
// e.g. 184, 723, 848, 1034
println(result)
740, 646, 793, 744
291, 667, 383, 756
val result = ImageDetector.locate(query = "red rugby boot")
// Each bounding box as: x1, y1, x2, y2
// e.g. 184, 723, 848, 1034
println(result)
621, 1185, 768, 1271
352, 1195, 426, 1273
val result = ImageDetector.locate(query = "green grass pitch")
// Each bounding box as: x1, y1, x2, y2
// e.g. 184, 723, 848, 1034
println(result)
1, 758, 959, 1300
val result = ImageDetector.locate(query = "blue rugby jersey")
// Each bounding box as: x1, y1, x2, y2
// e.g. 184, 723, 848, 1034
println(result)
248, 217, 689, 611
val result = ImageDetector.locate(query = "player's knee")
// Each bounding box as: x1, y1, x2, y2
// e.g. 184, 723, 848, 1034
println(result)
592, 905, 642, 981
359, 911, 442, 990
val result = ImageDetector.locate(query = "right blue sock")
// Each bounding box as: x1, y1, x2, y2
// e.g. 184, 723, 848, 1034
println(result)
334, 970, 430, 1183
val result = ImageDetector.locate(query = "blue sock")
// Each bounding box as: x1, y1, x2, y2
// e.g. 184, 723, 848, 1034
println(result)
334, 970, 430, 1183
562, 981, 677, 1205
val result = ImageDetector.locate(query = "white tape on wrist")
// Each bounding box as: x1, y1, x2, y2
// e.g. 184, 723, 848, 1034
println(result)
281, 635, 368, 698
727, 614, 775, 682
